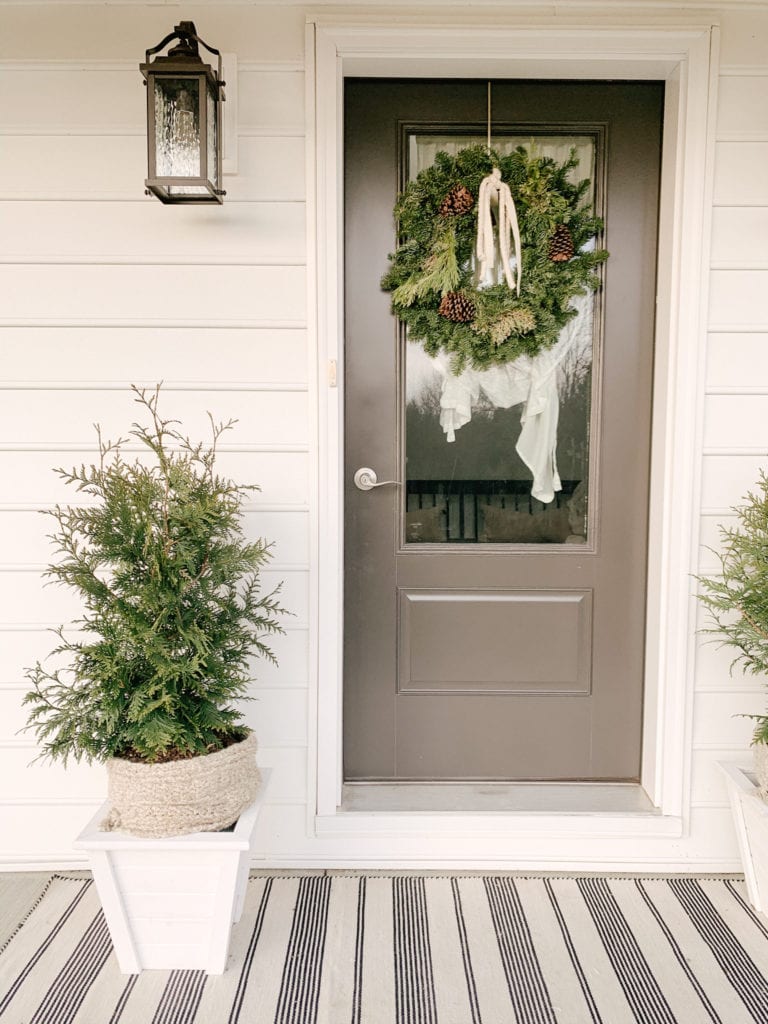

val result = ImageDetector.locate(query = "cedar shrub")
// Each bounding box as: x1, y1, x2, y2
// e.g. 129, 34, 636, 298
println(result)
24, 385, 286, 764
698, 471, 768, 743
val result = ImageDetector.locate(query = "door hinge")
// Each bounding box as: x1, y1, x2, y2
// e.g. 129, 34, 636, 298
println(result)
328, 359, 338, 388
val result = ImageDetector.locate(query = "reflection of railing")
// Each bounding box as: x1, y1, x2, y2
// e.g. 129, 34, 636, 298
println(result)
405, 479, 580, 543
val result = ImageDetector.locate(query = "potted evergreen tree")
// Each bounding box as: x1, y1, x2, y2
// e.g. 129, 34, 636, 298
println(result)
23, 385, 285, 971
698, 470, 768, 912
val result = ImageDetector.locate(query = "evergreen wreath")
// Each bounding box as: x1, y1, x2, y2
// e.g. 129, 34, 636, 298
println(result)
381, 144, 609, 372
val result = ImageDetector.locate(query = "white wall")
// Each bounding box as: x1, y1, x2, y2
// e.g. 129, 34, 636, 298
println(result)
1, 2, 767, 869
0, 4, 310, 867
693, 15, 768, 851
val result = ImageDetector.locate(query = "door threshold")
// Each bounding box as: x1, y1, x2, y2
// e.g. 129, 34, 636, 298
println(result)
340, 781, 657, 815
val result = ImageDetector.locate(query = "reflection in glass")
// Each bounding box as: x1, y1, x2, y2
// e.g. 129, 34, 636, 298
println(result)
404, 134, 596, 545
207, 83, 218, 188
154, 78, 209, 198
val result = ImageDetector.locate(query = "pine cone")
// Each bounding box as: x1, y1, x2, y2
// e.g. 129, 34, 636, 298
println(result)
548, 224, 575, 262
438, 292, 475, 323
438, 184, 474, 217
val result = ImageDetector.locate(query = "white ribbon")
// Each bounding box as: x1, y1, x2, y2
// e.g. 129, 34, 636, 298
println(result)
475, 168, 522, 296
436, 292, 592, 504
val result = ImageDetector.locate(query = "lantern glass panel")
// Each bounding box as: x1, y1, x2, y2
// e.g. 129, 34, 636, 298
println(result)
207, 81, 218, 188
153, 76, 208, 196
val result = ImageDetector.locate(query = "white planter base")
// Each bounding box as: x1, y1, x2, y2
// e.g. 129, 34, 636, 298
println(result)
74, 768, 271, 974
719, 762, 768, 914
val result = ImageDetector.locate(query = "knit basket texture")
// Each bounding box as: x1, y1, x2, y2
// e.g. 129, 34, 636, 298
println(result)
102, 732, 260, 838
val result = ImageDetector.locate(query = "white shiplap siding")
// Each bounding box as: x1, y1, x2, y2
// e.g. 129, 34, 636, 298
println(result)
1, 3, 767, 868
0, 46, 310, 865
692, 62, 768, 825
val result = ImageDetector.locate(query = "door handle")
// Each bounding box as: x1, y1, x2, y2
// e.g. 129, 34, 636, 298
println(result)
353, 467, 401, 492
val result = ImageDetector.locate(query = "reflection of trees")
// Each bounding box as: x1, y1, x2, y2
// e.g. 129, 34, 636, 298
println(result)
408, 377, 497, 418
408, 377, 442, 415
406, 381, 530, 482
557, 347, 591, 481
406, 348, 592, 486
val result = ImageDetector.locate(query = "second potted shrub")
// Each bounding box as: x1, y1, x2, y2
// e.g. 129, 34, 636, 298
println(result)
698, 470, 768, 911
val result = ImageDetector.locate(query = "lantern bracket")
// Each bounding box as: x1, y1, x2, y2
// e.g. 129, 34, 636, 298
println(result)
144, 22, 224, 101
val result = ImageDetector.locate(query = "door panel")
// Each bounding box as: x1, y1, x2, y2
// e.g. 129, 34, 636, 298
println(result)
398, 589, 592, 694
343, 80, 663, 781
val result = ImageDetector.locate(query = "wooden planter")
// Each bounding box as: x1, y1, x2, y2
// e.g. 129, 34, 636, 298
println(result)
74, 768, 271, 974
719, 761, 768, 914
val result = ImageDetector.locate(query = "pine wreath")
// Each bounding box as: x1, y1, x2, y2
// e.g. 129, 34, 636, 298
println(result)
381, 144, 608, 372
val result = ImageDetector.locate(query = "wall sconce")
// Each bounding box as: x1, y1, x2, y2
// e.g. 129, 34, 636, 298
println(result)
140, 21, 226, 204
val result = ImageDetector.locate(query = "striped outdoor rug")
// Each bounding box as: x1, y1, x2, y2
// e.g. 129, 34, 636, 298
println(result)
2, 874, 768, 1023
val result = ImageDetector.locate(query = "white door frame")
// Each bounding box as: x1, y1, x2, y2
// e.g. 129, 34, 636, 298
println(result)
306, 17, 718, 860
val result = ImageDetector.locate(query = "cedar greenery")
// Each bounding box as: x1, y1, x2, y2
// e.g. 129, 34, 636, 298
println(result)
23, 386, 286, 765
381, 144, 608, 372
698, 471, 768, 744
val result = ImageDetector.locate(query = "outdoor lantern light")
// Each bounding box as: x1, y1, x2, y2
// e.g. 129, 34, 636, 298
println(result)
140, 21, 225, 204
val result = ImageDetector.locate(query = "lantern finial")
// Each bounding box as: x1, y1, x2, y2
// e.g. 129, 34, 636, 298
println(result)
166, 23, 200, 61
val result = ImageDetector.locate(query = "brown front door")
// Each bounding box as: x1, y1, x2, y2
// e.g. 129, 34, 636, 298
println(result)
343, 80, 663, 781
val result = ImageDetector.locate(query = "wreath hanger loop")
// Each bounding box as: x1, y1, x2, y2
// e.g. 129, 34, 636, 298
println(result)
486, 80, 492, 155
476, 83, 522, 296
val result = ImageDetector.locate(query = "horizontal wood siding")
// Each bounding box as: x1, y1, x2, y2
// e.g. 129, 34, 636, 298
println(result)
1, 4, 767, 869
694, 56, 768, 831
0, 27, 310, 864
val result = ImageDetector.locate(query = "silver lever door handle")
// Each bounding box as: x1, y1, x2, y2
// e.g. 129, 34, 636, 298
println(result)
353, 467, 401, 491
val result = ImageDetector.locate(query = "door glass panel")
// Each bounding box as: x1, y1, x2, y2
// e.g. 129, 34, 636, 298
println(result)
404, 132, 598, 545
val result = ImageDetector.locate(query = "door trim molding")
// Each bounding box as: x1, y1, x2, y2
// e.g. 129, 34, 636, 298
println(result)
306, 18, 718, 856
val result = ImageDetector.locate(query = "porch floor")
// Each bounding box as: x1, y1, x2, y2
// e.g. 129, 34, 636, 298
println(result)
2, 870, 768, 1023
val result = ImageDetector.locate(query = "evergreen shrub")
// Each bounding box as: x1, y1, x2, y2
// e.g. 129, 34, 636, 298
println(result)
24, 385, 285, 765
698, 471, 768, 743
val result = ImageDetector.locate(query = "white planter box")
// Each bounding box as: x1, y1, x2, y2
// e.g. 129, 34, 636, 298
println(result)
74, 767, 271, 974
719, 761, 768, 914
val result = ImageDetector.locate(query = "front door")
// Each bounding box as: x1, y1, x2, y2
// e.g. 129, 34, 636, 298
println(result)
343, 80, 663, 781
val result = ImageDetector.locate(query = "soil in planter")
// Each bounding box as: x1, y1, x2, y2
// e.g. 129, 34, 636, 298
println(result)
115, 727, 250, 765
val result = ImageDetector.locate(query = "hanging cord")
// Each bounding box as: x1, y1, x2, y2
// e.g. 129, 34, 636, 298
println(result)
487, 80, 492, 154
476, 80, 522, 295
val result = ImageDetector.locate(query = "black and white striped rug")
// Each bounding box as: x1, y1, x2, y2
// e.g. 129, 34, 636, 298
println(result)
2, 873, 768, 1023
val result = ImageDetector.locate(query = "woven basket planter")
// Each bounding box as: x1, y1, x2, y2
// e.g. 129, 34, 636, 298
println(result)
103, 731, 260, 839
